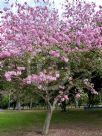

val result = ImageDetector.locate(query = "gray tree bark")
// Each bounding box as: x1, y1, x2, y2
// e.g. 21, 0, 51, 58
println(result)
16, 98, 21, 110
42, 99, 57, 136
42, 107, 53, 136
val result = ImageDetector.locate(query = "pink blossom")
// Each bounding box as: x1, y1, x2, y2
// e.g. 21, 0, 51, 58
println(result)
26, 80, 32, 84
24, 71, 58, 85
61, 98, 65, 102
4, 72, 11, 81
49, 50, 60, 58
64, 95, 69, 100
2, 51, 11, 57
4, 70, 22, 81
61, 56, 69, 63
1, 0, 102, 60
75, 93, 81, 99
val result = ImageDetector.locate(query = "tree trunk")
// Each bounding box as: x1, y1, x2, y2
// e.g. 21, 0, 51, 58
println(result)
75, 99, 78, 108
99, 92, 102, 104
42, 107, 53, 136
16, 98, 21, 110
8, 92, 11, 109
61, 100, 67, 112
30, 98, 33, 109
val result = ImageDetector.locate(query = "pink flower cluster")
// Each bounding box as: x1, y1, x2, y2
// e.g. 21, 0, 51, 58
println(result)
49, 50, 60, 58
0, 50, 19, 58
5, 71, 21, 81
75, 93, 81, 99
58, 87, 69, 102
23, 71, 59, 85
4, 67, 25, 81
1, 0, 102, 60
49, 50, 69, 63
61, 56, 69, 63
83, 79, 98, 95
58, 94, 69, 102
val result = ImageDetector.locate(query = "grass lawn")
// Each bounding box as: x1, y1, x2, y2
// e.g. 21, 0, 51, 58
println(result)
0, 109, 102, 136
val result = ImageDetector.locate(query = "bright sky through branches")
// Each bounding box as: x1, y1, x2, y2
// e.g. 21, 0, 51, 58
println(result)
0, 0, 102, 8
0, 0, 102, 16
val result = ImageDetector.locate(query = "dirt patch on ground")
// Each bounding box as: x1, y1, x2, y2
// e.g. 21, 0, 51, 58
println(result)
24, 128, 102, 136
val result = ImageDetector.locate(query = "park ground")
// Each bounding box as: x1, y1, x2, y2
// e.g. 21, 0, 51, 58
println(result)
0, 109, 102, 136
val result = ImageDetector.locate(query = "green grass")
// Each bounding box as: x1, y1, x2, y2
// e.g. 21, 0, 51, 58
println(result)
0, 109, 102, 136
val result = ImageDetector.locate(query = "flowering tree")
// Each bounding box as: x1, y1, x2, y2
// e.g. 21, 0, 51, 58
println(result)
1, 0, 102, 135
